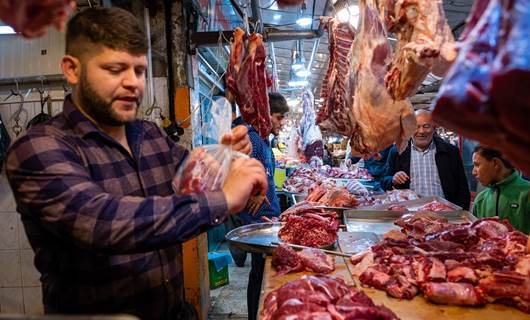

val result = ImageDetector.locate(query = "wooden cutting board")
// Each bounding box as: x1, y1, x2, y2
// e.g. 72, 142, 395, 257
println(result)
258, 255, 353, 316
342, 258, 530, 320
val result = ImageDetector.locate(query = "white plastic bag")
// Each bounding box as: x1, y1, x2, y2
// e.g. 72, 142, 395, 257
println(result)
202, 96, 232, 144
173, 95, 245, 195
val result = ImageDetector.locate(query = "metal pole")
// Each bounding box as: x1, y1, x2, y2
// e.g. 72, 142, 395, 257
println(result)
164, 0, 176, 120
306, 37, 320, 75
144, 6, 154, 107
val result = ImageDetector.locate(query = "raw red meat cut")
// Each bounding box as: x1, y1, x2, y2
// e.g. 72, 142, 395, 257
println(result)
347, 0, 416, 156
298, 248, 335, 274
306, 186, 359, 208
381, 189, 419, 204
278, 209, 339, 248
272, 245, 335, 275
225, 28, 245, 104
272, 244, 304, 276
261, 275, 399, 320
433, 0, 530, 175
387, 204, 408, 211
226, 29, 272, 139
416, 201, 455, 212
173, 147, 230, 195
423, 282, 484, 306
317, 17, 357, 137
379, 0, 456, 100
350, 213, 530, 312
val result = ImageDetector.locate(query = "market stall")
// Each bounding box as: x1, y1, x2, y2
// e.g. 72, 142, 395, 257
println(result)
0, 0, 529, 319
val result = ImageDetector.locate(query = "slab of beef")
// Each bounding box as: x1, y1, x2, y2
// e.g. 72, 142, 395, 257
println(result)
272, 245, 335, 275
225, 28, 245, 103
478, 272, 530, 313
278, 209, 339, 247
298, 248, 335, 274
433, 0, 530, 175
379, 0, 456, 100
226, 29, 272, 139
317, 17, 357, 137
350, 213, 530, 312
261, 275, 399, 320
381, 189, 419, 204
423, 282, 484, 306
272, 244, 304, 276
416, 201, 455, 212
306, 186, 359, 208
347, 0, 416, 156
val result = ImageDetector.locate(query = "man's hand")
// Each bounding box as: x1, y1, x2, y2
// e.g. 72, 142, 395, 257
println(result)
392, 171, 410, 186
246, 195, 268, 215
223, 158, 267, 214
221, 125, 252, 155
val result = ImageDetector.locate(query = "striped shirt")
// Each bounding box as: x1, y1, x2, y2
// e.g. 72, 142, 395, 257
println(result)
410, 141, 445, 198
6, 96, 228, 319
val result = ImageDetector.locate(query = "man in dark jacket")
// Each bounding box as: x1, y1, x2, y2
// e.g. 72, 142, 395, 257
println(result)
381, 110, 471, 209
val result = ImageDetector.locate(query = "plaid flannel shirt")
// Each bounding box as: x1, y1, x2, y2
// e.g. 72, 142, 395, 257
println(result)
6, 96, 228, 319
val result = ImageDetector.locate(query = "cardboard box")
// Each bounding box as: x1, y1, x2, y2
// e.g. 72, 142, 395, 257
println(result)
208, 252, 231, 290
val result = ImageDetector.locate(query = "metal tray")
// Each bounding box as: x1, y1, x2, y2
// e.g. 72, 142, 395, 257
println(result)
338, 232, 380, 254
357, 196, 461, 212
225, 222, 337, 254
343, 210, 476, 235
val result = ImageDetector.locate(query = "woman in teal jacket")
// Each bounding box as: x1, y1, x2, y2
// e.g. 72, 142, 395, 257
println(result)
472, 146, 530, 234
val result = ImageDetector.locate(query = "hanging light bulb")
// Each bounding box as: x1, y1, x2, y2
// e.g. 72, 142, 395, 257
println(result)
296, 16, 313, 27
295, 68, 311, 77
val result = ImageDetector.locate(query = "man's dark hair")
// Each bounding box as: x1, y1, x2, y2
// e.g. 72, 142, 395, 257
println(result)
66, 7, 147, 59
269, 92, 289, 114
474, 145, 514, 169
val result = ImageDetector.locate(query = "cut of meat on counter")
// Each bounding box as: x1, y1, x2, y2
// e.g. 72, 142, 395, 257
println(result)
278, 205, 339, 248
351, 212, 530, 313
225, 28, 272, 139
379, 0, 456, 100
416, 201, 455, 212
261, 275, 400, 320
387, 204, 408, 211
317, 17, 357, 138
381, 189, 419, 204
433, 0, 530, 176
346, 0, 417, 156
306, 186, 358, 208
271, 244, 335, 276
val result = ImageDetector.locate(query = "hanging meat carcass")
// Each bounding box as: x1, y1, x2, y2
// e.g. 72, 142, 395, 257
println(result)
225, 28, 245, 104
317, 17, 357, 138
432, 0, 530, 175
379, 0, 457, 100
347, 0, 416, 155
226, 29, 272, 139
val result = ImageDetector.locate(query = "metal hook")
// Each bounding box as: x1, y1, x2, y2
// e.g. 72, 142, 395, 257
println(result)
144, 96, 163, 118
14, 78, 20, 95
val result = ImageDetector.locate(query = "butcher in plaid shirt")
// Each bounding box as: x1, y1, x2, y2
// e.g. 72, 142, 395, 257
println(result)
5, 7, 267, 320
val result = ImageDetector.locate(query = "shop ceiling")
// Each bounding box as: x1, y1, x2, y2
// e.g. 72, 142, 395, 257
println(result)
73, 0, 476, 101
189, 0, 475, 100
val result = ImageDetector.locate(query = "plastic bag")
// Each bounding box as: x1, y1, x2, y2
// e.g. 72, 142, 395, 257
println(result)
286, 129, 300, 160
202, 96, 232, 144
173, 95, 241, 195
173, 145, 239, 194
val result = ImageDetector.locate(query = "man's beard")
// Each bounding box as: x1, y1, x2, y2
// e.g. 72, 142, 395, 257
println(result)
78, 70, 140, 126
